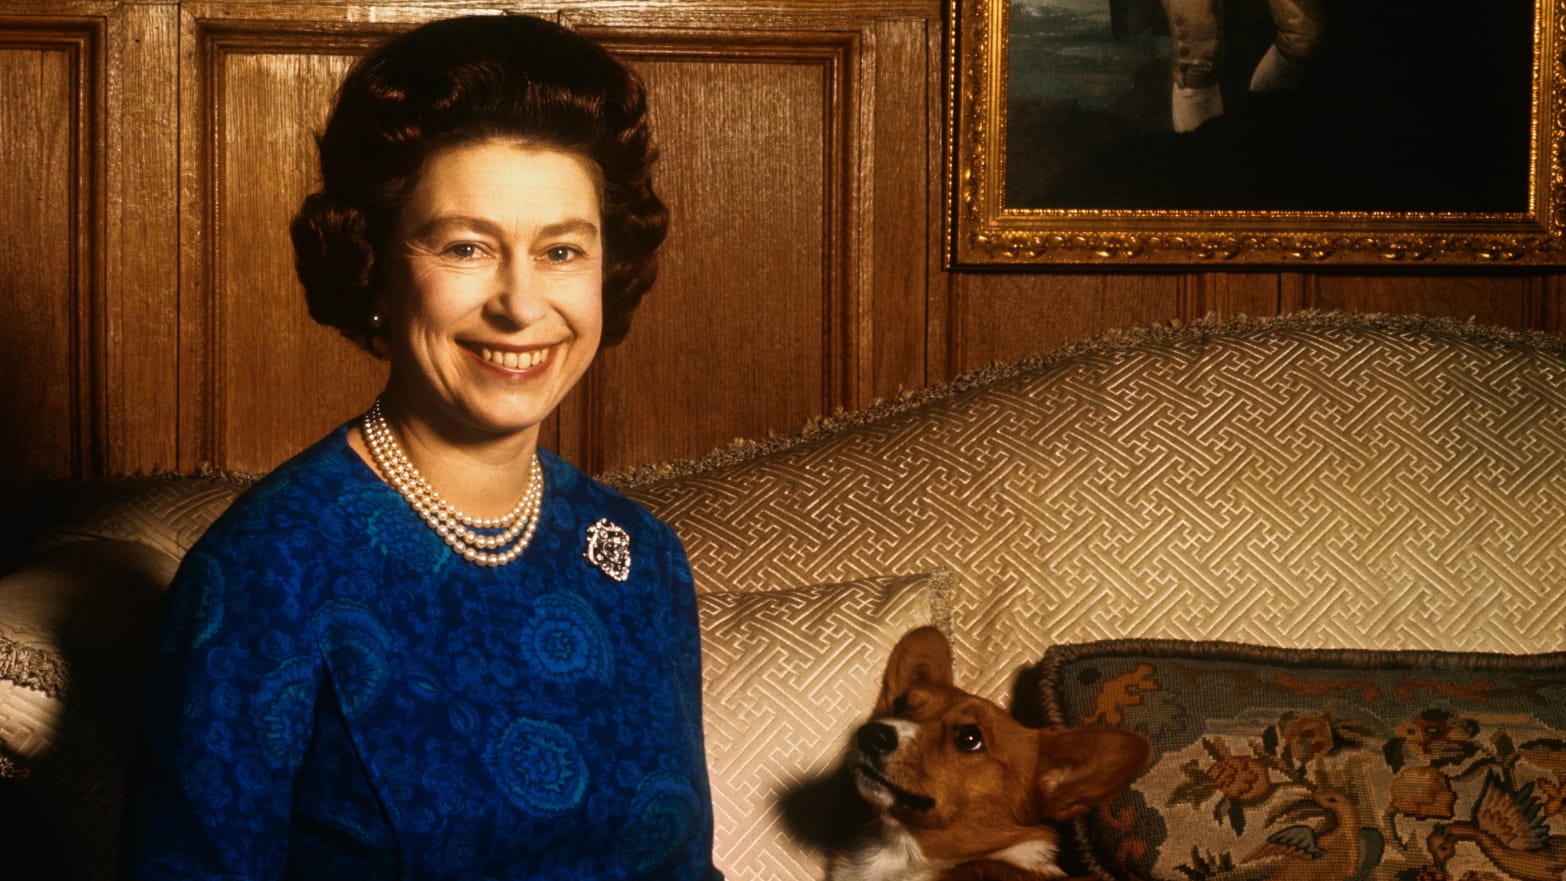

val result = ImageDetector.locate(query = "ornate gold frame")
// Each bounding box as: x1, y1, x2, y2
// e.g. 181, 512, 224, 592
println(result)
947, 0, 1566, 267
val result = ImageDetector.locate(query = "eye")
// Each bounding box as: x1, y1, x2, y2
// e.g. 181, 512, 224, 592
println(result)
443, 242, 485, 261
890, 695, 909, 716
954, 724, 985, 753
543, 244, 585, 263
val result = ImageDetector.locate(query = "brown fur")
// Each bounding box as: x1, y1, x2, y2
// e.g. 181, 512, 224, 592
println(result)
828, 627, 1152, 881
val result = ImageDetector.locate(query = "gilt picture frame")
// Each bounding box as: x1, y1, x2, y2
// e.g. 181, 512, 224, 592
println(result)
947, 0, 1566, 266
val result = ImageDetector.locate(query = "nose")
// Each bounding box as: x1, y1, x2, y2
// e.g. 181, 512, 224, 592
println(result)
856, 722, 898, 757
489, 260, 547, 327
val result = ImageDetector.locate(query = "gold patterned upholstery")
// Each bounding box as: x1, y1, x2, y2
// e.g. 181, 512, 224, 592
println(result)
696, 570, 952, 878
620, 313, 1566, 702
35, 477, 251, 563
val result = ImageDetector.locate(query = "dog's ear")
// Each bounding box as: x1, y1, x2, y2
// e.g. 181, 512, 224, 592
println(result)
873, 626, 954, 716
1032, 727, 1152, 822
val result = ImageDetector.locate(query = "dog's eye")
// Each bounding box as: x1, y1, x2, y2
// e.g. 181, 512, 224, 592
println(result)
954, 725, 985, 752
891, 694, 909, 716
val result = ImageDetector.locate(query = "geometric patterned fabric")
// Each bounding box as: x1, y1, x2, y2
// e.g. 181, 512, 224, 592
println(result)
35, 477, 250, 563
618, 313, 1566, 701
695, 571, 952, 880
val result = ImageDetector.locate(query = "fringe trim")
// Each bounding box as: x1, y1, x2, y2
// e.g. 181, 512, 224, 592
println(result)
602, 310, 1566, 489
0, 636, 69, 699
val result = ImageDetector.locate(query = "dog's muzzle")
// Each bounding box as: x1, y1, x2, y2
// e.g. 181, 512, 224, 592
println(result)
850, 721, 936, 813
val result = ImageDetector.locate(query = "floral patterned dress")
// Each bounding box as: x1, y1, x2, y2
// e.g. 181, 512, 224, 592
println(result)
121, 424, 722, 881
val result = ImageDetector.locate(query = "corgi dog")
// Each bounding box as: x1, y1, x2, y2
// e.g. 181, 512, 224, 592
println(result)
827, 627, 1151, 881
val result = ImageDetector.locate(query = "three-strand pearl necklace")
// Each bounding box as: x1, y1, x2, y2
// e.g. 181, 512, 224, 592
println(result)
361, 399, 543, 567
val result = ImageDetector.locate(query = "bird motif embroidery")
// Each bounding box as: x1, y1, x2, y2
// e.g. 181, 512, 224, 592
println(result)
1244, 788, 1385, 881
1426, 772, 1566, 881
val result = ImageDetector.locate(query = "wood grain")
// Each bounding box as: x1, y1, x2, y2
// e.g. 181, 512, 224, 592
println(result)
949, 273, 1183, 373
567, 37, 839, 473
108, 2, 179, 475
1, 0, 1563, 483
210, 44, 385, 472
0, 19, 99, 480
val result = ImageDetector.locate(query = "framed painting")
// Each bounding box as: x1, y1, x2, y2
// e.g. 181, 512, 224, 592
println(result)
947, 0, 1566, 266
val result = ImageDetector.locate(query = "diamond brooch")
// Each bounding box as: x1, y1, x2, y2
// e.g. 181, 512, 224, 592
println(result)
584, 519, 631, 582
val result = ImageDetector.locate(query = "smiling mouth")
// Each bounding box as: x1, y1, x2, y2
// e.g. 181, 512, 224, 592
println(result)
473, 345, 548, 370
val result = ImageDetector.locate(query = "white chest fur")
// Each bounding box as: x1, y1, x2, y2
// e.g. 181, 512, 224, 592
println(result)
826, 832, 1065, 881
826, 824, 943, 881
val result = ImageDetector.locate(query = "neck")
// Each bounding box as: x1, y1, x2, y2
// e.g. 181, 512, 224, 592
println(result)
352, 398, 540, 521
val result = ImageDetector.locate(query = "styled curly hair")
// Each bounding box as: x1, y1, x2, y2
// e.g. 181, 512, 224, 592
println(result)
290, 14, 668, 354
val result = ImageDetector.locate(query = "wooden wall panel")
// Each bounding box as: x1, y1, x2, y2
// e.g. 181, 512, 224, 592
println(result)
867, 17, 937, 400
3, 0, 1564, 483
0, 20, 100, 480
181, 18, 390, 474
949, 269, 1565, 378
107, 4, 180, 475
1306, 274, 1550, 328
950, 272, 1184, 372
563, 28, 857, 474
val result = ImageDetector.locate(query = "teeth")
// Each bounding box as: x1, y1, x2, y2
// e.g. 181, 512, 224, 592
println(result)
479, 347, 546, 370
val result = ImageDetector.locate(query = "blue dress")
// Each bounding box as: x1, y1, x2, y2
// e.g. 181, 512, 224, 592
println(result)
121, 424, 722, 880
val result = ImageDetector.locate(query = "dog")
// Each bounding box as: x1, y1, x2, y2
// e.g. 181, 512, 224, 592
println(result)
827, 626, 1152, 881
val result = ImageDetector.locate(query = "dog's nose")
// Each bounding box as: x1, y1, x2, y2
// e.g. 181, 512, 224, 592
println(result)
856, 722, 898, 756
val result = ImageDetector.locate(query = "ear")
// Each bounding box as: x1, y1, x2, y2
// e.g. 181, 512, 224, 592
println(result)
872, 626, 954, 717
1034, 727, 1153, 822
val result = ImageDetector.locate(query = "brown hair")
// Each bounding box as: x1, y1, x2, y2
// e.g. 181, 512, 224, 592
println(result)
290, 14, 668, 354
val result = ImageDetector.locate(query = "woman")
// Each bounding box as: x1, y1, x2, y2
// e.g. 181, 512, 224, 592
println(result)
120, 15, 722, 880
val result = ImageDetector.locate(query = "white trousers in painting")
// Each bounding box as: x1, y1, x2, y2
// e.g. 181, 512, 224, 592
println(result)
1160, 0, 1325, 131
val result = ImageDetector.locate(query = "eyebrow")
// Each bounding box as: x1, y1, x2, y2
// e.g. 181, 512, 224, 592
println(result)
538, 218, 601, 240
407, 215, 601, 241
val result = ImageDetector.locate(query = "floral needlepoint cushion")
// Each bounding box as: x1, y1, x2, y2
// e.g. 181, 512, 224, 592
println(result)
1035, 640, 1566, 881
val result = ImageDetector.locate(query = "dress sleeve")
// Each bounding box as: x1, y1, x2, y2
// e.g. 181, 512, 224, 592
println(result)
120, 531, 323, 880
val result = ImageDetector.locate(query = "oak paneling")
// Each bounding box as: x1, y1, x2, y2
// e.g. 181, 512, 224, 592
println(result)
107, 3, 180, 475
949, 270, 1563, 379
867, 17, 937, 401
950, 272, 1184, 372
566, 28, 854, 473
1306, 274, 1548, 328
1, 19, 100, 480
180, 17, 392, 473
3, 0, 1564, 483
191, 25, 385, 475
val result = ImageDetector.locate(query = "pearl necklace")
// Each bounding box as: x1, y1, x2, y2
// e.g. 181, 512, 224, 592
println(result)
361, 399, 543, 567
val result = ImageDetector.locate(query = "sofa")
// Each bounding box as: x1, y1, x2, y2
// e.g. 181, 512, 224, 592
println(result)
3, 311, 1565, 881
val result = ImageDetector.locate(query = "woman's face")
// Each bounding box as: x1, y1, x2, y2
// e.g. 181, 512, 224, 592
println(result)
379, 139, 604, 445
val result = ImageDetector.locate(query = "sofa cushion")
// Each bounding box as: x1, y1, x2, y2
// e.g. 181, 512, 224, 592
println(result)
617, 313, 1566, 700
33, 476, 249, 561
697, 569, 953, 880
1036, 639, 1566, 881
0, 539, 176, 881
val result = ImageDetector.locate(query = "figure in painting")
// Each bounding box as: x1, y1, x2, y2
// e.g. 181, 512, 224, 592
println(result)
1159, 0, 1326, 131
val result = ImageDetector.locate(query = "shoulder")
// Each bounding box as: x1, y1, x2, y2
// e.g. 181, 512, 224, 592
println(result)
183, 422, 378, 574
153, 426, 377, 662
539, 448, 681, 551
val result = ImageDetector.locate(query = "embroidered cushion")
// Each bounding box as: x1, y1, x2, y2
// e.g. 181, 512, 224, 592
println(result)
1036, 639, 1566, 881
697, 570, 953, 880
